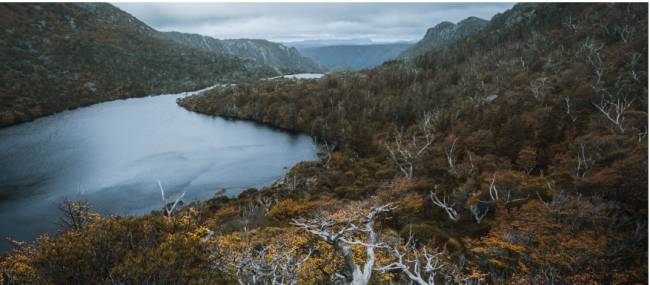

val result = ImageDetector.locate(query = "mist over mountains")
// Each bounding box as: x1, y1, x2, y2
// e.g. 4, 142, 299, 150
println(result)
298, 43, 412, 71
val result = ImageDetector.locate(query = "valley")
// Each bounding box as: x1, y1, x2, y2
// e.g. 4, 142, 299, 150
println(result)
0, 3, 647, 285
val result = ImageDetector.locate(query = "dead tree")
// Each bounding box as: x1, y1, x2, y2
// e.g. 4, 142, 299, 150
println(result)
629, 52, 642, 82
575, 143, 594, 177
444, 137, 458, 174
378, 235, 446, 285
529, 77, 548, 101
562, 16, 578, 32
615, 24, 635, 43
563, 96, 577, 123
318, 140, 337, 167
479, 174, 529, 206
57, 199, 95, 230
158, 180, 186, 217
230, 245, 312, 285
582, 38, 605, 85
385, 113, 436, 179
634, 126, 648, 142
430, 187, 460, 222
469, 204, 489, 224
592, 94, 635, 133
292, 204, 396, 285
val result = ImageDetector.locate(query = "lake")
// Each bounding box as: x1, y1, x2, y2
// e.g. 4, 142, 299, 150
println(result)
0, 86, 318, 251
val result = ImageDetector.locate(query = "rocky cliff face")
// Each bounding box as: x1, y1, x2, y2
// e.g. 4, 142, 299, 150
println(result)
399, 16, 488, 58
162, 32, 322, 73
0, 3, 277, 127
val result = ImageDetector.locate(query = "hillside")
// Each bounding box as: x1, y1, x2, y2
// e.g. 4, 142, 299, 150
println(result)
283, 38, 376, 49
178, 3, 648, 283
299, 43, 412, 71
1, 3, 647, 284
399, 16, 488, 58
162, 32, 322, 73
0, 3, 277, 127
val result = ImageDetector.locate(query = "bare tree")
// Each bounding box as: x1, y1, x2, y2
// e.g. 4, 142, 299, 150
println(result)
582, 38, 604, 68
378, 234, 447, 285
615, 24, 635, 43
158, 180, 186, 217
227, 241, 313, 285
592, 94, 635, 133
575, 143, 594, 177
634, 126, 648, 143
629, 52, 643, 82
563, 96, 577, 123
430, 187, 460, 222
529, 77, 548, 101
519, 57, 528, 72
444, 137, 458, 175
292, 204, 396, 285
479, 174, 529, 206
582, 38, 605, 85
562, 16, 578, 32
469, 204, 489, 224
57, 199, 95, 230
488, 175, 499, 202
385, 113, 437, 179
318, 140, 337, 167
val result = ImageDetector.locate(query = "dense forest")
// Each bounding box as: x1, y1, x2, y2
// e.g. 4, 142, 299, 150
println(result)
1, 3, 648, 284
0, 3, 278, 128
161, 32, 323, 73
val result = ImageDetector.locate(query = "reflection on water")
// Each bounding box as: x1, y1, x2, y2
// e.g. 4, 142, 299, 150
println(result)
0, 87, 317, 251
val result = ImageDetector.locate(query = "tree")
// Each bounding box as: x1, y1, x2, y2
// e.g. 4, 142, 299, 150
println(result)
378, 234, 447, 285
158, 180, 186, 217
430, 187, 460, 222
592, 94, 635, 133
221, 232, 313, 285
292, 204, 396, 285
385, 112, 438, 179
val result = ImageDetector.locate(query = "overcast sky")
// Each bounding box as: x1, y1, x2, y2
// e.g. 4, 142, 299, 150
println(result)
113, 3, 514, 43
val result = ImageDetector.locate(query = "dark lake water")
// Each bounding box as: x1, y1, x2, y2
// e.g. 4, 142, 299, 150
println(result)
0, 86, 317, 251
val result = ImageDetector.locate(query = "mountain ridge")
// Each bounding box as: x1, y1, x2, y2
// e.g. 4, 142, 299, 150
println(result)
161, 31, 322, 73
399, 16, 489, 58
0, 3, 278, 127
299, 43, 412, 71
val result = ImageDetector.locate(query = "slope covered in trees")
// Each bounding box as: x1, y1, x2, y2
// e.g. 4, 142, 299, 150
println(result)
1, 3, 647, 284
162, 32, 323, 73
398, 16, 488, 59
0, 3, 277, 127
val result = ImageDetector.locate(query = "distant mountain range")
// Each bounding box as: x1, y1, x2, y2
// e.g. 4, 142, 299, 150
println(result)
299, 43, 412, 71
399, 16, 489, 58
294, 17, 490, 71
162, 32, 322, 73
283, 38, 416, 49
283, 38, 375, 49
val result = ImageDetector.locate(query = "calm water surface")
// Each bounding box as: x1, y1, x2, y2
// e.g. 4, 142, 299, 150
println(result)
0, 86, 317, 251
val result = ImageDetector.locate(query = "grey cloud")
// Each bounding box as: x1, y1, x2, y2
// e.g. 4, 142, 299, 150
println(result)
113, 3, 514, 42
